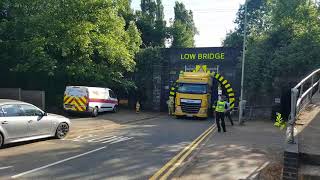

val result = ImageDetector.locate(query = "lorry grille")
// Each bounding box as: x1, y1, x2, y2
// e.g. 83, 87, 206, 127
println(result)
181, 102, 201, 114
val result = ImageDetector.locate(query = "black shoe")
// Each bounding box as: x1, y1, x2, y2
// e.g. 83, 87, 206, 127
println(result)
218, 130, 221, 133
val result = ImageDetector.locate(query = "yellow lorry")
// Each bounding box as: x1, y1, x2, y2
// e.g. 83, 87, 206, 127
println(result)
174, 72, 212, 118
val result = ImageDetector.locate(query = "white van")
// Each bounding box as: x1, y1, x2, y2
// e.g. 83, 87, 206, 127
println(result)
63, 86, 118, 117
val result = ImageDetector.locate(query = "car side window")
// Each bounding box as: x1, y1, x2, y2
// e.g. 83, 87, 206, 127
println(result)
2, 105, 24, 117
19, 104, 43, 116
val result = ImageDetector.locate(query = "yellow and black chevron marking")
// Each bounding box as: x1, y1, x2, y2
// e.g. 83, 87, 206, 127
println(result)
63, 95, 88, 112
211, 72, 235, 109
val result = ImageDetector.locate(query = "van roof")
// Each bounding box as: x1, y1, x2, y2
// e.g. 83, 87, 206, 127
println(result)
66, 86, 111, 91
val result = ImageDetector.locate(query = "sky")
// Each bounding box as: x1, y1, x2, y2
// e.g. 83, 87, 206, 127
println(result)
131, 0, 246, 47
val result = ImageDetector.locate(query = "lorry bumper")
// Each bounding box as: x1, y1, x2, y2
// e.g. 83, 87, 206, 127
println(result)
175, 107, 208, 118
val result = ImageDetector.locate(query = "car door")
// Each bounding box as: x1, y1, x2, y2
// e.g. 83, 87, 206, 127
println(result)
19, 104, 52, 136
0, 104, 30, 139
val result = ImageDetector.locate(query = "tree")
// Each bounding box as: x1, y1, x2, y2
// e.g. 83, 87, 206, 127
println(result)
223, 0, 271, 47
170, 1, 197, 48
0, 0, 142, 104
135, 0, 166, 47
225, 0, 320, 101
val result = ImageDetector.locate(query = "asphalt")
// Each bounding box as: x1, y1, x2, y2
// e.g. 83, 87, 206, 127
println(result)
0, 114, 213, 180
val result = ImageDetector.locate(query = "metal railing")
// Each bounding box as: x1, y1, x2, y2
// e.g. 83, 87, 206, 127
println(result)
287, 68, 320, 144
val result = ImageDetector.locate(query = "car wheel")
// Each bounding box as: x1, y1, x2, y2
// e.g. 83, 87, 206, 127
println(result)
55, 122, 69, 139
0, 133, 3, 149
92, 107, 99, 117
112, 106, 118, 113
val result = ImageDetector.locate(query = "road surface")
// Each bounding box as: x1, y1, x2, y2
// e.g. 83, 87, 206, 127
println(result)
0, 114, 213, 179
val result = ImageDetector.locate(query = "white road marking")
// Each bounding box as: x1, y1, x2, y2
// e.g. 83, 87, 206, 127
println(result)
0, 166, 13, 170
101, 136, 125, 144
94, 136, 117, 142
72, 134, 95, 141
11, 146, 106, 179
110, 137, 133, 144
87, 135, 114, 142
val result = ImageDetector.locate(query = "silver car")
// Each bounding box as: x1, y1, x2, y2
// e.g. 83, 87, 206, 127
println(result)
0, 99, 70, 148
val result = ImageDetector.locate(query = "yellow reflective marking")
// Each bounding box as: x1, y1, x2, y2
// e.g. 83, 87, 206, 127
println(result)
219, 76, 224, 81
225, 84, 231, 88
229, 98, 235, 103
228, 93, 235, 97
195, 65, 200, 72
75, 97, 84, 106
71, 99, 81, 111
215, 73, 220, 79
65, 97, 73, 104
230, 103, 235, 108
63, 95, 69, 101
201, 65, 207, 72
222, 80, 228, 85
80, 97, 87, 104
227, 88, 233, 93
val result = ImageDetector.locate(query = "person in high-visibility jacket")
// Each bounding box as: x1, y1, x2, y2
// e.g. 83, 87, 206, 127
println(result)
168, 82, 177, 114
213, 96, 228, 132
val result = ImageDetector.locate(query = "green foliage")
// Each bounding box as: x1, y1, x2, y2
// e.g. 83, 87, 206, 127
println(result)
136, 0, 166, 47
170, 2, 197, 48
274, 112, 286, 130
224, 0, 320, 100
0, 0, 142, 105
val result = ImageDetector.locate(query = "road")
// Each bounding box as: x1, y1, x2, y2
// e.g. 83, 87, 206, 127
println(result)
0, 114, 213, 180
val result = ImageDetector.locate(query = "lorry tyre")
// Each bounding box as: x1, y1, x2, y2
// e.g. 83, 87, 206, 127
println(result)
0, 133, 3, 149
92, 107, 99, 117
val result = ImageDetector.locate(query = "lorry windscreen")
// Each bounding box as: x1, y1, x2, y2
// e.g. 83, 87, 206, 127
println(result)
177, 83, 208, 94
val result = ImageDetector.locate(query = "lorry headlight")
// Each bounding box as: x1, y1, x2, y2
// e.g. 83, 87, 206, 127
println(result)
176, 106, 182, 112
199, 109, 207, 114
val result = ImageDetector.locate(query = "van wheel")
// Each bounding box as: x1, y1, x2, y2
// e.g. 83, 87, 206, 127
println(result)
92, 107, 99, 117
0, 133, 3, 149
112, 106, 118, 113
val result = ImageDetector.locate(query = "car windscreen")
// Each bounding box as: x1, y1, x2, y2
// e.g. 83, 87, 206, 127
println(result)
177, 83, 208, 94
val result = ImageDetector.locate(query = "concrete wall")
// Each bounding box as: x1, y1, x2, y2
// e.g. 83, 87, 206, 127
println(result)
0, 88, 45, 110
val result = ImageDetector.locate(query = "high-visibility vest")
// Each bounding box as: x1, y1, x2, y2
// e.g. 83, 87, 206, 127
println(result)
215, 101, 226, 112
169, 87, 176, 96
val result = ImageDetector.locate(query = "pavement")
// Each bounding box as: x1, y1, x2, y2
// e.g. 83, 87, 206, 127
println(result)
0, 110, 213, 179
177, 119, 285, 180
295, 93, 320, 178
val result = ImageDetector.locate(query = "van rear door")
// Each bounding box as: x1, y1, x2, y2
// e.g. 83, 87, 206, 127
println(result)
64, 86, 88, 112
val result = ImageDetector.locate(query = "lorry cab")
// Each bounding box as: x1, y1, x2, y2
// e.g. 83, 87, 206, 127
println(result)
175, 72, 212, 118
63, 86, 118, 117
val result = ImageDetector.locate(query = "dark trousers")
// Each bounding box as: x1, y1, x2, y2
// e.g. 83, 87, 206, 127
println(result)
225, 111, 234, 125
216, 112, 226, 132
